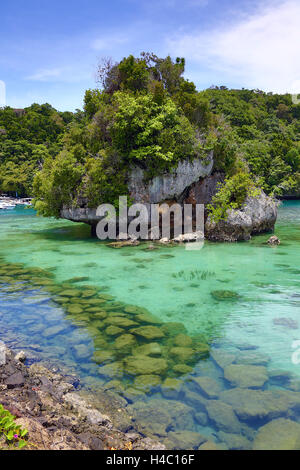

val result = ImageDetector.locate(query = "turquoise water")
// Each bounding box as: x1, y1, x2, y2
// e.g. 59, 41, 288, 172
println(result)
0, 201, 300, 449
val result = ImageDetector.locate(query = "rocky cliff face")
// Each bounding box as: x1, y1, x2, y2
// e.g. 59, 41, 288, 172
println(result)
128, 152, 214, 203
205, 192, 278, 242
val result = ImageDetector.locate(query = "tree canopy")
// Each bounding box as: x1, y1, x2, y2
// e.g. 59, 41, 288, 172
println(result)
0, 53, 299, 215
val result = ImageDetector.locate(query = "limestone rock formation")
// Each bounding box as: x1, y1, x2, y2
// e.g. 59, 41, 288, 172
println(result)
205, 191, 278, 242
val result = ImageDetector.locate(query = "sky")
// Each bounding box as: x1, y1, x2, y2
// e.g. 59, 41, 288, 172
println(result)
0, 0, 300, 111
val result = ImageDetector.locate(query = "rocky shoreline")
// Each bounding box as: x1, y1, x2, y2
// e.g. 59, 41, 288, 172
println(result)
0, 344, 165, 450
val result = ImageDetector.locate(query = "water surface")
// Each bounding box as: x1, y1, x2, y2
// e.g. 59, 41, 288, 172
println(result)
0, 201, 299, 449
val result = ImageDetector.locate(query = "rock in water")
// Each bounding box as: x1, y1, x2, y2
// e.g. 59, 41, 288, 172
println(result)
205, 191, 277, 242
268, 235, 281, 245
15, 351, 26, 363
224, 364, 268, 388
124, 356, 168, 376
253, 419, 300, 450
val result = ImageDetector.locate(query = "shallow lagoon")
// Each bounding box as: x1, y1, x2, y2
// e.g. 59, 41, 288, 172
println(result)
0, 201, 300, 449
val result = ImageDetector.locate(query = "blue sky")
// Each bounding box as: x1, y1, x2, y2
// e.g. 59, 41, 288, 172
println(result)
1, 0, 299, 111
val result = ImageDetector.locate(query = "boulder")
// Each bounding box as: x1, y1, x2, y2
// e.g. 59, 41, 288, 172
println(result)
210, 349, 235, 370
42, 325, 68, 338
124, 356, 168, 376
205, 191, 277, 242
72, 344, 91, 360
92, 350, 114, 365
15, 351, 26, 363
173, 231, 204, 243
253, 418, 300, 450
173, 334, 193, 348
220, 388, 300, 422
205, 400, 241, 433
268, 235, 280, 245
114, 334, 137, 355
165, 431, 207, 450
169, 347, 195, 363
128, 399, 194, 437
224, 364, 268, 388
191, 376, 222, 399
105, 326, 124, 336
134, 375, 162, 391
161, 378, 183, 399
198, 441, 223, 450
133, 342, 162, 357
173, 364, 193, 375
130, 326, 165, 340
98, 361, 124, 379
234, 351, 270, 366
218, 431, 251, 450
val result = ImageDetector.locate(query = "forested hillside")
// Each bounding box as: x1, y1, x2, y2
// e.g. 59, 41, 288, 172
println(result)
0, 104, 76, 195
1, 53, 299, 213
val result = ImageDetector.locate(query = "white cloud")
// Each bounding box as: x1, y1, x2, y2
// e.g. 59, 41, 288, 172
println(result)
26, 68, 64, 81
91, 34, 128, 51
168, 0, 300, 93
26, 66, 91, 83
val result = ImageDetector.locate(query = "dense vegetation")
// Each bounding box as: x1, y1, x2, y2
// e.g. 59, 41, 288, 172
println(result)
0, 104, 74, 196
0, 53, 299, 217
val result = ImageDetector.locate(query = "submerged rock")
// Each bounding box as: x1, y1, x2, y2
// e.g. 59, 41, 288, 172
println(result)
205, 400, 240, 433
72, 344, 91, 360
114, 334, 137, 355
273, 317, 299, 329
124, 356, 168, 376
42, 325, 68, 338
133, 342, 162, 357
211, 290, 240, 301
217, 431, 251, 450
165, 430, 207, 450
173, 334, 193, 348
253, 418, 300, 450
92, 350, 114, 365
169, 347, 195, 363
172, 364, 193, 375
128, 399, 194, 437
198, 441, 223, 450
220, 388, 300, 422
134, 375, 162, 391
224, 364, 268, 389
105, 326, 124, 336
130, 326, 165, 340
210, 349, 235, 370
107, 240, 140, 248
191, 376, 222, 399
161, 378, 183, 399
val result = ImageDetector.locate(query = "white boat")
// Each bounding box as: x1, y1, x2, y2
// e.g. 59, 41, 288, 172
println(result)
0, 200, 16, 210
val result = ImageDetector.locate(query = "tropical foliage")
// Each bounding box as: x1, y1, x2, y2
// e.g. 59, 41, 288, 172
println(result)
0, 404, 28, 449
0, 53, 299, 216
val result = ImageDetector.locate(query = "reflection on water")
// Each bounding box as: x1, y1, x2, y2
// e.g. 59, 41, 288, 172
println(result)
0, 201, 300, 450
